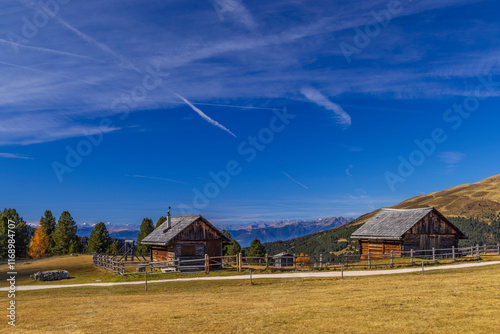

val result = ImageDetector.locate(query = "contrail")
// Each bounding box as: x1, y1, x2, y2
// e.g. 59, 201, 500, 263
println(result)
0, 60, 97, 85
15, 0, 136, 71
53, 17, 141, 73
0, 38, 100, 61
124, 174, 188, 184
174, 93, 237, 138
282, 172, 309, 190
301, 87, 351, 128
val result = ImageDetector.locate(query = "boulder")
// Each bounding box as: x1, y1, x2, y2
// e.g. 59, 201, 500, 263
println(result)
30, 270, 70, 281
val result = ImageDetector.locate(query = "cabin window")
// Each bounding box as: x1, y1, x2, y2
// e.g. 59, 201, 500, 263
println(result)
181, 244, 196, 256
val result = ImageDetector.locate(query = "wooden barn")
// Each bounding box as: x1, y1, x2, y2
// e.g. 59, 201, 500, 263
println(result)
351, 207, 466, 259
141, 211, 230, 264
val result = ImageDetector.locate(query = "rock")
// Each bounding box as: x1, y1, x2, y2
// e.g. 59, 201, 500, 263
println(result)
30, 270, 70, 281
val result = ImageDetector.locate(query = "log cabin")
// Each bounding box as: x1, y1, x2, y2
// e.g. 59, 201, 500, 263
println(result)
351, 207, 466, 259
141, 211, 230, 265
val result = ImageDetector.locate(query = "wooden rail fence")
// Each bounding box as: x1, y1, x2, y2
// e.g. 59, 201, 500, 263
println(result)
92, 243, 500, 276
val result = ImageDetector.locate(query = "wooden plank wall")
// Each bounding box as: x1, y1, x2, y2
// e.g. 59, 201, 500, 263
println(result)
359, 240, 402, 259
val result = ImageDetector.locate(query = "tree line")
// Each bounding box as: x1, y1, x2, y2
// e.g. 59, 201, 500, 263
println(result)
2, 208, 271, 259
0, 208, 123, 259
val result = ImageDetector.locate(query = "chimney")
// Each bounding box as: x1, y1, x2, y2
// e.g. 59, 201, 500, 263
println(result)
166, 206, 171, 229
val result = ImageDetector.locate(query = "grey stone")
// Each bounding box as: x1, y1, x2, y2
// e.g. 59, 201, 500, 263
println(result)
30, 270, 70, 281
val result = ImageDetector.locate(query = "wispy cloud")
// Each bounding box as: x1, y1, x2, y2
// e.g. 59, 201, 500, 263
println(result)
174, 93, 237, 138
53, 17, 140, 72
212, 0, 257, 30
124, 174, 188, 184
438, 151, 466, 165
282, 172, 309, 190
300, 87, 352, 128
0, 152, 33, 159
0, 38, 99, 61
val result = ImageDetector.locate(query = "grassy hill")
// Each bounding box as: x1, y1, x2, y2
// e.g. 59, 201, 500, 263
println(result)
263, 174, 500, 257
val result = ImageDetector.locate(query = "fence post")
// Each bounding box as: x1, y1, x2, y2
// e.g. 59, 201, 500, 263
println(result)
238, 253, 242, 272
341, 263, 343, 279
265, 254, 269, 270
432, 247, 435, 262
293, 254, 296, 271
483, 244, 487, 255
390, 250, 394, 268
470, 246, 473, 257
422, 261, 424, 275
367, 251, 371, 269
121, 261, 125, 275
498, 243, 500, 255
205, 254, 209, 274
319, 253, 323, 269
476, 244, 480, 258
452, 246, 455, 261
410, 249, 414, 265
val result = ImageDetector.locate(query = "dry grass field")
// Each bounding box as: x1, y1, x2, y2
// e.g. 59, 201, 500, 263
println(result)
5, 262, 500, 333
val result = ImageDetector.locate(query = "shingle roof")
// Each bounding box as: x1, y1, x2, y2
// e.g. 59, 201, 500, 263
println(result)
141, 215, 228, 245
351, 207, 435, 240
272, 252, 293, 258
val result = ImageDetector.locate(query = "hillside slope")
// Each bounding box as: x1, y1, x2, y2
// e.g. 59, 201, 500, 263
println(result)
392, 174, 500, 221
263, 174, 500, 257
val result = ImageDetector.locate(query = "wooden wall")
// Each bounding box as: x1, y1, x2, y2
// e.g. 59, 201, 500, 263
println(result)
359, 240, 402, 259
402, 211, 460, 252
151, 245, 175, 262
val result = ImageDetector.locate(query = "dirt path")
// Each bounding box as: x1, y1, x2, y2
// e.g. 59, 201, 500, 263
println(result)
4, 261, 499, 292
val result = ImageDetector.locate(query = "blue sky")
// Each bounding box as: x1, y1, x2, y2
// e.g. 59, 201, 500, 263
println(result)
1, 0, 500, 228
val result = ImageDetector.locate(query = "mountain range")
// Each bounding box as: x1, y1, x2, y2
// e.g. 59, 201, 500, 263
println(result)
218, 217, 353, 247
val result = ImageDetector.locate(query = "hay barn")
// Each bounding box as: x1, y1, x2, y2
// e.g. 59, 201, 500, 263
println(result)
351, 207, 466, 259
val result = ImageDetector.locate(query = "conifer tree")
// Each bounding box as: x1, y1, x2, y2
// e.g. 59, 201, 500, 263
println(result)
137, 218, 154, 254
39, 210, 56, 252
0, 208, 30, 258
53, 211, 82, 254
155, 216, 167, 229
87, 222, 112, 254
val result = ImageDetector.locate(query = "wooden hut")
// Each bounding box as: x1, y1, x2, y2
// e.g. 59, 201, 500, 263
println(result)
351, 207, 466, 259
141, 211, 230, 264
273, 252, 294, 267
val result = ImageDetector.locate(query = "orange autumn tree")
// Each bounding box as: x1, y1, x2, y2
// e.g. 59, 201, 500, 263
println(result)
28, 226, 50, 259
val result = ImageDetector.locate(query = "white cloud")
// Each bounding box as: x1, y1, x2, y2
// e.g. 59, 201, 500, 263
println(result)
438, 151, 466, 165
0, 152, 33, 159
301, 87, 352, 128
212, 0, 257, 30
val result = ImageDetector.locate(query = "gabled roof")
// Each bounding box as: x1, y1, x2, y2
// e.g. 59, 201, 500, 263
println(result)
141, 215, 229, 246
273, 252, 293, 258
351, 207, 465, 240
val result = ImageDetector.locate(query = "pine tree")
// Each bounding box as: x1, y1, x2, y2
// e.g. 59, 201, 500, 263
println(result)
108, 240, 121, 254
28, 227, 49, 259
0, 208, 30, 258
39, 210, 56, 253
87, 222, 112, 254
155, 216, 167, 229
222, 230, 242, 256
53, 211, 82, 255
137, 218, 154, 254
247, 239, 266, 258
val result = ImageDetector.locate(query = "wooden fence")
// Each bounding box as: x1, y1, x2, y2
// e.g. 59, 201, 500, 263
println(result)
92, 243, 500, 276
